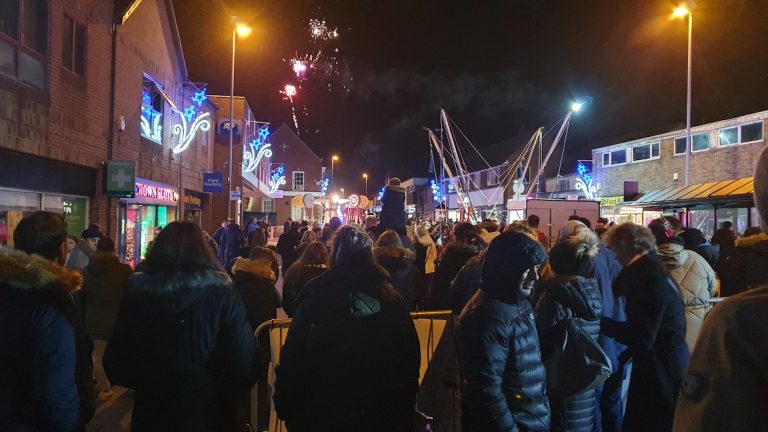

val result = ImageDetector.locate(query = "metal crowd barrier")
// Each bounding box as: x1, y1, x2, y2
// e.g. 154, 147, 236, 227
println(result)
250, 310, 454, 432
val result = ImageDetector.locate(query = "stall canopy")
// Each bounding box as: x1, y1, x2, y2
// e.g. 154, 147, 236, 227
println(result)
623, 177, 754, 208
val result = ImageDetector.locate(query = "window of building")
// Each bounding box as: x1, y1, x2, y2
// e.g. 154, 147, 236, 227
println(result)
692, 133, 710, 152
487, 167, 500, 186
602, 153, 609, 166
674, 137, 687, 155
741, 121, 763, 143
141, 77, 164, 144
556, 179, 569, 192
632, 142, 660, 162
718, 127, 738, 146
609, 148, 627, 165
262, 199, 273, 213
62, 15, 85, 77
292, 171, 304, 191
0, 0, 48, 89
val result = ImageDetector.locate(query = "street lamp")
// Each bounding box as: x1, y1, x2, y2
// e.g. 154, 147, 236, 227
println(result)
672, 5, 692, 186
363, 173, 368, 197
228, 17, 251, 221
330, 155, 339, 194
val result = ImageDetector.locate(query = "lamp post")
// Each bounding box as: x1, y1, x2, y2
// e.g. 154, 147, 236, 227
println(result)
673, 5, 692, 186
363, 173, 368, 197
330, 155, 339, 194
228, 19, 251, 221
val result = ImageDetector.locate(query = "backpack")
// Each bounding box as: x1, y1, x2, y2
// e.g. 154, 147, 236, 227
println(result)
540, 306, 612, 400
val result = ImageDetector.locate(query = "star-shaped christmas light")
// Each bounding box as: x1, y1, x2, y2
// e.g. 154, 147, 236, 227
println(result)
183, 106, 197, 122
192, 89, 207, 107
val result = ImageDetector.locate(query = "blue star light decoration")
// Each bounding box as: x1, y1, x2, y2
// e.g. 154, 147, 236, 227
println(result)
320, 178, 330, 194
183, 106, 197, 122
377, 186, 386, 201
430, 179, 442, 204
575, 161, 597, 200
192, 89, 207, 107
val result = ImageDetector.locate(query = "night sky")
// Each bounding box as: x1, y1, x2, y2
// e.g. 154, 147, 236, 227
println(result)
174, 0, 768, 194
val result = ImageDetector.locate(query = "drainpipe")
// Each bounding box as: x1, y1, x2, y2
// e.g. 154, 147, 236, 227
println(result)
106, 21, 118, 238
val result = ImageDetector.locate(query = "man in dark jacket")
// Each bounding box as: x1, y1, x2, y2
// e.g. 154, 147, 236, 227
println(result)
220, 221, 246, 265
717, 231, 768, 296
379, 177, 407, 234
0, 211, 95, 432
66, 226, 101, 271
711, 221, 738, 265
82, 236, 132, 399
680, 227, 719, 268
277, 221, 303, 275
429, 223, 483, 310
602, 223, 689, 432
454, 232, 551, 432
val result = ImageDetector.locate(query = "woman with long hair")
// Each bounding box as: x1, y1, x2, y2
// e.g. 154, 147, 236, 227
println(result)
104, 222, 257, 432
294, 229, 318, 258
282, 241, 328, 317
274, 225, 420, 431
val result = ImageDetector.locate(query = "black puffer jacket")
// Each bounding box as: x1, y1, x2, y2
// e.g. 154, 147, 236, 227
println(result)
534, 277, 602, 432
450, 252, 484, 315
454, 233, 551, 432
718, 233, 768, 297
274, 266, 420, 432
104, 270, 258, 432
430, 243, 480, 310
374, 246, 421, 311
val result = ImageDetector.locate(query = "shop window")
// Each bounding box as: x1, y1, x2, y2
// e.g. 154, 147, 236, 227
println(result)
556, 179, 569, 192
716, 208, 750, 236
718, 127, 738, 146
632, 143, 659, 162
292, 171, 304, 191
602, 153, 609, 166
692, 133, 710, 152
674, 137, 687, 155
62, 15, 85, 77
741, 121, 763, 143
141, 77, 164, 144
0, 0, 48, 89
262, 199, 273, 213
688, 208, 715, 240
0, 189, 41, 247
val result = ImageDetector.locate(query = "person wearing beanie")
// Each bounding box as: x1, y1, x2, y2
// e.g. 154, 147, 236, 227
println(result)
534, 229, 602, 432
602, 223, 688, 432
379, 177, 407, 234
673, 146, 768, 431
455, 232, 550, 432
648, 218, 716, 352
66, 226, 102, 271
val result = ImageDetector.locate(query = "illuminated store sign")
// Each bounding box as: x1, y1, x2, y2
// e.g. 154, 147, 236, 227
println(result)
135, 182, 179, 202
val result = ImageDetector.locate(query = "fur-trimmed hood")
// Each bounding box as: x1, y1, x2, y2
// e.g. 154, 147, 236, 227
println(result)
735, 233, 768, 256
0, 247, 82, 293
384, 184, 406, 194
129, 269, 231, 312
374, 246, 415, 263
232, 257, 276, 283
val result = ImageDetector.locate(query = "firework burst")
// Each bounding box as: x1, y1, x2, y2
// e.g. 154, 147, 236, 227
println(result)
280, 84, 301, 134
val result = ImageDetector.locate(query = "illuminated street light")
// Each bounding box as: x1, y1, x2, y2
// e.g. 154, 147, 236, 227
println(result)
363, 173, 368, 197
672, 4, 693, 186
330, 155, 339, 196
235, 22, 252, 37
570, 102, 583, 113
228, 17, 252, 222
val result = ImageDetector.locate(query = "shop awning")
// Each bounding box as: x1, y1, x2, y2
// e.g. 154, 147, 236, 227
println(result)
622, 177, 754, 208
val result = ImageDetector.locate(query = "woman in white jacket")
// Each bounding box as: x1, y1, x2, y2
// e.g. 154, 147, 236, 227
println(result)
416, 225, 437, 309
649, 218, 717, 352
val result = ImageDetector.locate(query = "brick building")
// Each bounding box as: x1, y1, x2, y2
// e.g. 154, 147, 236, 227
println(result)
264, 124, 325, 224
592, 110, 766, 235
0, 0, 218, 267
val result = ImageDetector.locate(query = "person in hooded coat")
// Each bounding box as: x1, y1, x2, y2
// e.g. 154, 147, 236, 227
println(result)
82, 236, 132, 399
679, 227, 719, 268
534, 229, 602, 432
429, 223, 485, 310
281, 242, 329, 317
672, 145, 768, 432
649, 219, 717, 352
374, 230, 421, 311
273, 225, 420, 432
220, 221, 246, 265
0, 212, 95, 432
718, 227, 768, 297
601, 223, 689, 432
454, 232, 551, 432
104, 222, 258, 432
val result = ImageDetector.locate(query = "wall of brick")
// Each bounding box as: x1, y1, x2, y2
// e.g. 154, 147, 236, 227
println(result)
593, 117, 767, 197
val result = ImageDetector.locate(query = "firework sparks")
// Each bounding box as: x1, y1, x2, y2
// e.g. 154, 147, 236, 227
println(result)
291, 60, 307, 77
280, 84, 300, 134
309, 18, 339, 41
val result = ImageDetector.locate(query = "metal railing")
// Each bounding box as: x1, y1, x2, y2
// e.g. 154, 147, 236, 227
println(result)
250, 310, 454, 432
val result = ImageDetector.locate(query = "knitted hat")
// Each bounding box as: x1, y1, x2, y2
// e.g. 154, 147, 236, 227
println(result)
481, 232, 548, 298
755, 146, 768, 232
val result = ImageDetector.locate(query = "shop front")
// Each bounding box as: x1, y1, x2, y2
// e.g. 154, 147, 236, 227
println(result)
183, 191, 205, 224
0, 149, 95, 246
118, 178, 179, 268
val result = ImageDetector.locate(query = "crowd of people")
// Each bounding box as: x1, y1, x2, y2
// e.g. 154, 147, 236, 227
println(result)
3, 161, 768, 431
